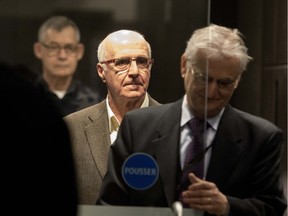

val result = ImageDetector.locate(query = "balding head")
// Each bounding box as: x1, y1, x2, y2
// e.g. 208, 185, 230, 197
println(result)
97, 30, 151, 62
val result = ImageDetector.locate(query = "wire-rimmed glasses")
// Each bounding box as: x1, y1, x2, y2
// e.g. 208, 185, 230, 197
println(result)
190, 66, 239, 89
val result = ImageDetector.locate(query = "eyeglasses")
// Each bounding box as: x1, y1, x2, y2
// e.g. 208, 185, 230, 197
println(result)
41, 43, 79, 56
191, 67, 238, 89
100, 57, 154, 70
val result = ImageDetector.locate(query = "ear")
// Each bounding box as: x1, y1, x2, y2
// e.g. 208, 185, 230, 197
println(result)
97, 63, 106, 83
180, 54, 187, 78
76, 43, 85, 60
33, 42, 43, 59
233, 79, 240, 89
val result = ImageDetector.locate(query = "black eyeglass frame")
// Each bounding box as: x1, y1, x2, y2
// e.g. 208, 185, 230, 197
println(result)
41, 42, 80, 56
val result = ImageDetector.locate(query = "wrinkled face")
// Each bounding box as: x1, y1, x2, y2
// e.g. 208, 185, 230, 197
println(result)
181, 54, 242, 118
33, 26, 84, 78
97, 40, 152, 101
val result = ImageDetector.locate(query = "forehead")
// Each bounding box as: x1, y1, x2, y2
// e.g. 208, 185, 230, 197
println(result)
107, 41, 149, 58
195, 57, 241, 78
44, 27, 77, 44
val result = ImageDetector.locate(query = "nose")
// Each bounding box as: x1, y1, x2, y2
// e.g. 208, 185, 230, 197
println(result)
58, 48, 68, 58
206, 81, 219, 96
127, 60, 140, 76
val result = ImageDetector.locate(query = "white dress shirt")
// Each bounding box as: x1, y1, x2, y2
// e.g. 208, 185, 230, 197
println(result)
180, 94, 223, 214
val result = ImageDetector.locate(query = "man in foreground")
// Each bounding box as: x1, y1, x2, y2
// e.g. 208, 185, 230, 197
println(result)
98, 24, 287, 216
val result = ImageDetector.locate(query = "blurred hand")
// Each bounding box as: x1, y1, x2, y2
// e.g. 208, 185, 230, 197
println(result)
181, 173, 229, 216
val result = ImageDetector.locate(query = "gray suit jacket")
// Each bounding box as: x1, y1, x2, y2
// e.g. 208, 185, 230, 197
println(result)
64, 95, 160, 204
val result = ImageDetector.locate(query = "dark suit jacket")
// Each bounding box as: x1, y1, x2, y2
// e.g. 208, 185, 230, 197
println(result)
98, 98, 287, 216
64, 95, 160, 204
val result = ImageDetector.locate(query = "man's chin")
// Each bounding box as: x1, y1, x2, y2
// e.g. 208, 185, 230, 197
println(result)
206, 107, 223, 118
125, 84, 142, 91
124, 91, 145, 99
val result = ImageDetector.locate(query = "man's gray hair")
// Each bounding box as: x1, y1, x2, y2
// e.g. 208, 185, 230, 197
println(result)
38, 15, 81, 43
184, 24, 253, 72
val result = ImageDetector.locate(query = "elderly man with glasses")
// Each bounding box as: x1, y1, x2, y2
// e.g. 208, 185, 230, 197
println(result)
64, 29, 160, 205
33, 15, 101, 117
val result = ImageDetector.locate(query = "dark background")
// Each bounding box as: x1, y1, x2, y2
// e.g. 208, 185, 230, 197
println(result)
0, 0, 286, 208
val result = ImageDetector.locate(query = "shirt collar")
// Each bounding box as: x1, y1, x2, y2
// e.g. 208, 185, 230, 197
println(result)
181, 94, 224, 131
107, 93, 149, 133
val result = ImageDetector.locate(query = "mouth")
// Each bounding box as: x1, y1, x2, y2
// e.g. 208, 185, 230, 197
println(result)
125, 82, 142, 86
55, 64, 69, 69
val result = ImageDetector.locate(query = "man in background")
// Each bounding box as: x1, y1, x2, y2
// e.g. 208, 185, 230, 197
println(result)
33, 15, 101, 116
64, 29, 160, 204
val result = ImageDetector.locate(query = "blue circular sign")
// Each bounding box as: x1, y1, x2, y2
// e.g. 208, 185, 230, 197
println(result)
122, 153, 159, 190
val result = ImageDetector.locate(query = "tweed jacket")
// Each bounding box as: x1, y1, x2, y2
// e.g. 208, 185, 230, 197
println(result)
64, 95, 160, 204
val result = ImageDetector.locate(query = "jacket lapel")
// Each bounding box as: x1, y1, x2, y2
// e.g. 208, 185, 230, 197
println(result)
84, 97, 160, 180
206, 106, 244, 188
85, 101, 111, 179
153, 100, 183, 206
